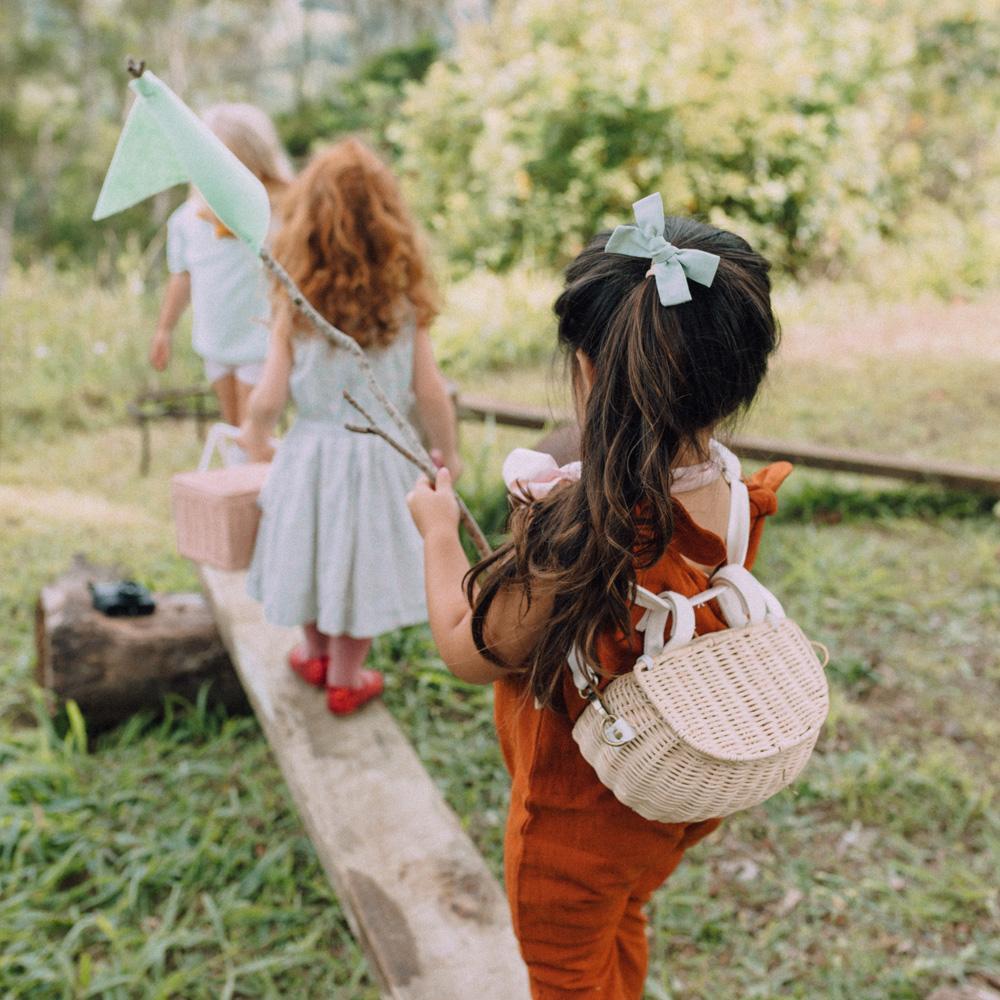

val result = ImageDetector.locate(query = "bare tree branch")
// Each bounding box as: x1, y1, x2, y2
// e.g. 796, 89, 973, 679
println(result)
344, 393, 492, 558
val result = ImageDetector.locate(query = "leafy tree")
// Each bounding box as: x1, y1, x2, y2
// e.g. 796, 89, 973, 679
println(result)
276, 36, 441, 158
391, 0, 999, 277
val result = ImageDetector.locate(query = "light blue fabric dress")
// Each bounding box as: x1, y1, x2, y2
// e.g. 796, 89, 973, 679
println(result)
246, 328, 428, 637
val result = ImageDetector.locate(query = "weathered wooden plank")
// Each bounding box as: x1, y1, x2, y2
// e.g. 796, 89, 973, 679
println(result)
457, 396, 552, 430
726, 435, 1000, 494
198, 566, 529, 1000
456, 397, 1000, 494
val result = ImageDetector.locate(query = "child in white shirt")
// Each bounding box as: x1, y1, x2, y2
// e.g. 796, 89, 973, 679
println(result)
150, 103, 293, 424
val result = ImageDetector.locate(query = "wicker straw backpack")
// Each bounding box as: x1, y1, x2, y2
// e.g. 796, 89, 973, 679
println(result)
570, 443, 829, 824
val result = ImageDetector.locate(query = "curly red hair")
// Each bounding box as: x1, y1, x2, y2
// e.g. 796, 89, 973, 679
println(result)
271, 137, 438, 348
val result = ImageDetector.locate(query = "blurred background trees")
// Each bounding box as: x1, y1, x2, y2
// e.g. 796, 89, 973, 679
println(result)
395, 0, 999, 281
0, 0, 487, 284
2, 0, 996, 289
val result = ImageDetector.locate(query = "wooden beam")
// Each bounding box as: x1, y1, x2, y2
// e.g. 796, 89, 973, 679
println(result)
457, 396, 551, 430
198, 566, 529, 1000
725, 435, 1000, 494
456, 397, 1000, 495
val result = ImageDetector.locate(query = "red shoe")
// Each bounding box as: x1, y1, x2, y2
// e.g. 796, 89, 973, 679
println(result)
326, 670, 384, 716
288, 646, 328, 687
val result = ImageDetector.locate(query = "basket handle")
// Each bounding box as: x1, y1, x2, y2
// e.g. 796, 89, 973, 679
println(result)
634, 587, 696, 658
198, 423, 244, 471
710, 564, 785, 627
198, 423, 280, 471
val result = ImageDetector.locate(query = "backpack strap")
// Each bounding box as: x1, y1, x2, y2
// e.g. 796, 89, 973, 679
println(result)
567, 645, 599, 696
569, 441, 762, 696
713, 440, 750, 567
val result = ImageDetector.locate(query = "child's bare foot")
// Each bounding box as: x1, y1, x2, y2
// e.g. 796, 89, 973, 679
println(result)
326, 669, 384, 715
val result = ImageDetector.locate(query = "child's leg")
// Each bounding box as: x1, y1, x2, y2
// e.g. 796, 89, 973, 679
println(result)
505, 814, 701, 998
325, 635, 373, 689
233, 377, 254, 425
303, 622, 329, 659
211, 373, 238, 425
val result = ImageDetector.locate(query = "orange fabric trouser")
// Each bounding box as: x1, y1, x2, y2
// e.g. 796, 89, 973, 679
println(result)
506, 831, 699, 998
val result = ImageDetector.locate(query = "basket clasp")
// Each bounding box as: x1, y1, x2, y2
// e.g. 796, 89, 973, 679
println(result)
601, 715, 637, 747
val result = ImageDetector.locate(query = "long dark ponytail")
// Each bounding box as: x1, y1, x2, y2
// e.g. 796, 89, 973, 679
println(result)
468, 216, 780, 708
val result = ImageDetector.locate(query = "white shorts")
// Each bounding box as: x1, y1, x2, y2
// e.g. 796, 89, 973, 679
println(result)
203, 358, 266, 385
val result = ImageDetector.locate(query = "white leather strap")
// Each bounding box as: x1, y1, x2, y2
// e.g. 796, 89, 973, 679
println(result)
568, 645, 600, 696
711, 565, 767, 627
198, 422, 278, 471
710, 564, 785, 627
713, 440, 750, 566
634, 587, 696, 658
571, 442, 769, 692
198, 423, 242, 471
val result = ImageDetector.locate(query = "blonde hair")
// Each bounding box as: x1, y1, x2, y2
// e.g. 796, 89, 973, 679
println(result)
201, 103, 294, 191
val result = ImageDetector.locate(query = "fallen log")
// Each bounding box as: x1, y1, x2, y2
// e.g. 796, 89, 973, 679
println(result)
36, 556, 245, 727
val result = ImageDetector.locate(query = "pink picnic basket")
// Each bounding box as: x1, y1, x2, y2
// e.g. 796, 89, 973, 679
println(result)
171, 424, 272, 571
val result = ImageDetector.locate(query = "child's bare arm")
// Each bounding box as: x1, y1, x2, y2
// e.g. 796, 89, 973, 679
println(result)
411, 327, 461, 477
150, 272, 191, 370
237, 311, 293, 460
408, 468, 552, 684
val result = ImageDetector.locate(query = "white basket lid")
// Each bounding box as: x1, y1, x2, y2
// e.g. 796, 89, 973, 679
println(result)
633, 619, 829, 763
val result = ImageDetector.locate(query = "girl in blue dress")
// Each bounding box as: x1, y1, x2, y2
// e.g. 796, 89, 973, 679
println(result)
239, 138, 459, 715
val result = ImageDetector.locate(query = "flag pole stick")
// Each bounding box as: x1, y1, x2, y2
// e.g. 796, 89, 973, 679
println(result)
120, 57, 493, 559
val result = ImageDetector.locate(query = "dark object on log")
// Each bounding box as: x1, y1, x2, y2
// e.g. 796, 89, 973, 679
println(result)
89, 579, 156, 617
36, 556, 246, 728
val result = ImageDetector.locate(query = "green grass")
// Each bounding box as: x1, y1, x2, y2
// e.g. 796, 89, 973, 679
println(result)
2, 421, 998, 999
2, 269, 999, 998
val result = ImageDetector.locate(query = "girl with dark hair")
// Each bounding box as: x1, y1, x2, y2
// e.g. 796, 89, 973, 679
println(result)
408, 194, 793, 997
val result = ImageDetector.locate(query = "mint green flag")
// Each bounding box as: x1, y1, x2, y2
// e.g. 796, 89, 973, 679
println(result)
93, 71, 270, 250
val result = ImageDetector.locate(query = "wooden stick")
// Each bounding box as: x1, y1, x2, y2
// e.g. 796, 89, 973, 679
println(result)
344, 397, 493, 559
123, 64, 481, 524
345, 423, 432, 472
119, 60, 490, 556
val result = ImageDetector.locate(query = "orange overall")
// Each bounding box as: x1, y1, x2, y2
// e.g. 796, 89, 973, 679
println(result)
494, 464, 792, 998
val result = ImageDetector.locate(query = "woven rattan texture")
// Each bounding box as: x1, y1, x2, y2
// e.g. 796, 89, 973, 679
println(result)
572, 619, 828, 823
171, 481, 262, 571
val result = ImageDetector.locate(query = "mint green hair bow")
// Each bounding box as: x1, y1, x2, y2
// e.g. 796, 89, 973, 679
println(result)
604, 193, 720, 306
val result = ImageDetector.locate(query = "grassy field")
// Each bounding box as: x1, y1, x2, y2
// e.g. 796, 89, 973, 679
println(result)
1, 273, 999, 998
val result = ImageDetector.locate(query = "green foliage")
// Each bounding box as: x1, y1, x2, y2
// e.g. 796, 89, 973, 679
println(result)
434, 265, 561, 377
3, 0, 273, 272
393, 0, 1000, 277
0, 696, 376, 998
0, 266, 201, 445
775, 480, 996, 523
276, 37, 441, 158
2, 420, 998, 997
